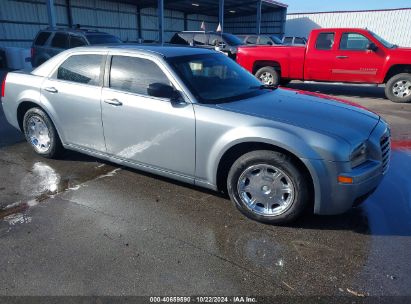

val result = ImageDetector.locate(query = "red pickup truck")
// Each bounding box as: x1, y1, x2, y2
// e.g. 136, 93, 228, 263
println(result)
236, 28, 411, 103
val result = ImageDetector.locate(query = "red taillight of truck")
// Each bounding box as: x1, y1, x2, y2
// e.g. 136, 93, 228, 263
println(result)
1, 74, 7, 98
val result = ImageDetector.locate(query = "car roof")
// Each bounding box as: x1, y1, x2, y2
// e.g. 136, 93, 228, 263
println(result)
70, 44, 216, 58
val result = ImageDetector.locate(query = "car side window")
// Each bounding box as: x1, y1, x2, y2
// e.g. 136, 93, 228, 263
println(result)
51, 33, 69, 49
109, 56, 170, 96
259, 36, 272, 45
283, 37, 292, 44
294, 37, 305, 45
34, 32, 51, 46
246, 36, 257, 44
209, 34, 222, 46
194, 34, 208, 46
70, 36, 87, 48
55, 54, 103, 86
340, 33, 371, 50
315, 33, 335, 50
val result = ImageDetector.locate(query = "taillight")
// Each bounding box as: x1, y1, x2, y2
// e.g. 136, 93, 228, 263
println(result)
1, 74, 7, 98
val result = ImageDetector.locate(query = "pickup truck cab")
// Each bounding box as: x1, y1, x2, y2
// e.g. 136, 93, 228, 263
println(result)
236, 28, 411, 103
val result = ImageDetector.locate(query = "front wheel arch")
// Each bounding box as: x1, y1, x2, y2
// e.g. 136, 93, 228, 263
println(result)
216, 142, 314, 210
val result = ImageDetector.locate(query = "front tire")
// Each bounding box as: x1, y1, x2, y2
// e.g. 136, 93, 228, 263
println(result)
23, 107, 64, 158
227, 150, 310, 224
385, 73, 411, 103
255, 67, 279, 86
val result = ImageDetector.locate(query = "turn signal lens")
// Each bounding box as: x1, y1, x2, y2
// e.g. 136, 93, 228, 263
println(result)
338, 176, 353, 184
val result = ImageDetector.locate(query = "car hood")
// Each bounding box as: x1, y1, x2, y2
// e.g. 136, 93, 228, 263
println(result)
215, 88, 380, 145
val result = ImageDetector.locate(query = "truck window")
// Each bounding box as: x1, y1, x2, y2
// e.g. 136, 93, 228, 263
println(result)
56, 54, 103, 86
315, 33, 335, 50
34, 32, 51, 46
340, 33, 370, 50
70, 36, 87, 48
51, 33, 69, 49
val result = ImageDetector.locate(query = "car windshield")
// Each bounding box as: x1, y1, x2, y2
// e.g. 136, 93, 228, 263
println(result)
222, 33, 244, 46
86, 34, 122, 44
369, 31, 396, 48
168, 53, 268, 104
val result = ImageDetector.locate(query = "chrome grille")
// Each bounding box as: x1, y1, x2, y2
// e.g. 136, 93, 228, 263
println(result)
380, 131, 391, 174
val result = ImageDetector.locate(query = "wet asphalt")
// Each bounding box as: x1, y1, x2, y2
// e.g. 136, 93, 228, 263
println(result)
0, 73, 410, 297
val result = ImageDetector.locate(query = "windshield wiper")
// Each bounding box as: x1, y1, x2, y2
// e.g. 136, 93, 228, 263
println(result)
249, 84, 278, 90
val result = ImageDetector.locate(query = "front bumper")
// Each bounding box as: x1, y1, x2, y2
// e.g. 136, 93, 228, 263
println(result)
307, 119, 390, 215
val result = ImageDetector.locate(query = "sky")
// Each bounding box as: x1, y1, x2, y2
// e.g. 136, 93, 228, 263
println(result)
285, 0, 411, 13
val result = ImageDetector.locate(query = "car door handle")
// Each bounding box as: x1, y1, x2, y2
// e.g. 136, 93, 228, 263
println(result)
44, 87, 58, 93
104, 98, 123, 106
336, 55, 349, 59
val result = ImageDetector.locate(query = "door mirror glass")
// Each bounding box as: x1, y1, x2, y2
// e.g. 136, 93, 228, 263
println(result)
147, 83, 180, 100
366, 42, 378, 52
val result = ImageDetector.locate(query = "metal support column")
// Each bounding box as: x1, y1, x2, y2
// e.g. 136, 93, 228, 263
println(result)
256, 0, 262, 34
66, 0, 73, 27
137, 6, 142, 40
46, 0, 56, 29
158, 0, 164, 44
218, 0, 224, 32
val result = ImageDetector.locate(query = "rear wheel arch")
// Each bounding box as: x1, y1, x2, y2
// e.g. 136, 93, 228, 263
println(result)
252, 60, 281, 75
216, 142, 315, 211
17, 101, 64, 142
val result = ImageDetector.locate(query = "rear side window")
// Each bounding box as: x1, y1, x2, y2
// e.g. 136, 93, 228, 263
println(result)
246, 36, 257, 44
56, 54, 103, 85
283, 37, 292, 44
51, 33, 69, 49
294, 37, 306, 45
259, 36, 272, 45
70, 36, 87, 48
194, 34, 208, 46
340, 33, 370, 50
34, 32, 51, 46
170, 33, 192, 45
110, 56, 170, 96
315, 33, 335, 50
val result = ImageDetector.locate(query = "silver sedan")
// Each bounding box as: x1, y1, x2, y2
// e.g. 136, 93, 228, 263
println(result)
1, 45, 390, 224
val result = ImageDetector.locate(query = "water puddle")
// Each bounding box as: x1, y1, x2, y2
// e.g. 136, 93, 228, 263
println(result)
0, 161, 122, 228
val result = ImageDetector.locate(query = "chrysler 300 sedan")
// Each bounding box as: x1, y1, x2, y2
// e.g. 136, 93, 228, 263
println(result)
1, 45, 390, 224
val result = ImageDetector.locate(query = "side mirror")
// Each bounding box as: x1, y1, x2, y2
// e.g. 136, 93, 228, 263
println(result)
147, 83, 183, 103
366, 42, 378, 52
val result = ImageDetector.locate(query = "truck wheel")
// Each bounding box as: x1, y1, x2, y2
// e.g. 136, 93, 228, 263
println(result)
23, 107, 64, 158
255, 67, 279, 86
227, 150, 310, 224
385, 73, 411, 103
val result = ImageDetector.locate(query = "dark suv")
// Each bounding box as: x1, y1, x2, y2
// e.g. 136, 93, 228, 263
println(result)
169, 31, 244, 59
31, 28, 121, 67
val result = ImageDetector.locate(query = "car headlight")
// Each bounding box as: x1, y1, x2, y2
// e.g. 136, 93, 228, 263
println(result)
350, 142, 368, 168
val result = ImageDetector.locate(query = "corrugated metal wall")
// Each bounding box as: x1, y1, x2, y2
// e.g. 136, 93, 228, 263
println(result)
286, 9, 411, 47
225, 9, 286, 35
0, 0, 287, 47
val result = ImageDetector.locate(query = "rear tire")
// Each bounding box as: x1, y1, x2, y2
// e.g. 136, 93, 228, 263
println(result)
385, 73, 411, 103
23, 107, 64, 158
255, 67, 279, 86
227, 150, 310, 224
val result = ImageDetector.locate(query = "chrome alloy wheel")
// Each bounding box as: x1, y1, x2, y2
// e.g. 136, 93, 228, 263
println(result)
259, 72, 274, 85
237, 164, 295, 217
27, 116, 51, 153
392, 80, 411, 98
